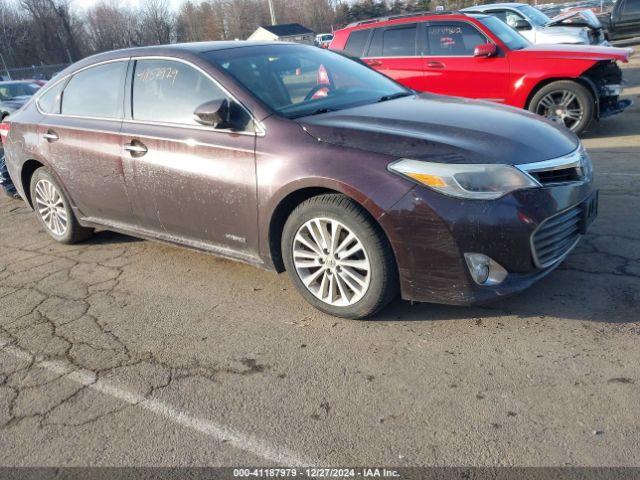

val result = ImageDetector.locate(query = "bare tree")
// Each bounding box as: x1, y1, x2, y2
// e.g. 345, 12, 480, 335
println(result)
85, 1, 138, 52
138, 0, 174, 45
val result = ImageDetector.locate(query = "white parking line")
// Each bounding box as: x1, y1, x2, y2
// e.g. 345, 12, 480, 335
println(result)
0, 338, 314, 466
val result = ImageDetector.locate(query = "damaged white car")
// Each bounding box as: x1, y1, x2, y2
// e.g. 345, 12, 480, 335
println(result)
462, 3, 610, 45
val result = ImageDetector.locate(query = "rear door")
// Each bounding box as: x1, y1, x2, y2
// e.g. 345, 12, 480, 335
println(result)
119, 57, 259, 257
613, 0, 640, 37
422, 21, 510, 102
37, 59, 133, 224
362, 23, 427, 91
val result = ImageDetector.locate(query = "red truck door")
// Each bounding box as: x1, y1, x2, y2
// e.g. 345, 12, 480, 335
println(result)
361, 23, 430, 91
421, 21, 510, 103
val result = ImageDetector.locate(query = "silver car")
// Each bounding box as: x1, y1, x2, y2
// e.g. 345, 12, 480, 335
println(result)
462, 3, 609, 45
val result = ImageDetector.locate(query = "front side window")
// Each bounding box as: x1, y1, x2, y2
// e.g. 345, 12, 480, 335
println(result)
487, 8, 526, 28
61, 61, 127, 118
208, 45, 410, 119
478, 16, 531, 50
383, 25, 417, 56
516, 5, 551, 26
132, 59, 234, 126
427, 23, 487, 56
344, 29, 370, 56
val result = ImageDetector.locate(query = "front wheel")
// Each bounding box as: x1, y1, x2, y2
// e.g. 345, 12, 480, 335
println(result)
282, 194, 398, 319
529, 80, 594, 135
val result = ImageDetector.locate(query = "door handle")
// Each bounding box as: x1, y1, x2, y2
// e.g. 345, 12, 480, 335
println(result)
124, 140, 148, 157
427, 61, 445, 69
43, 130, 59, 142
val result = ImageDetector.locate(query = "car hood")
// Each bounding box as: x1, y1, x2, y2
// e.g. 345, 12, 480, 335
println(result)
296, 94, 578, 165
513, 44, 631, 62
547, 9, 602, 28
0, 96, 30, 110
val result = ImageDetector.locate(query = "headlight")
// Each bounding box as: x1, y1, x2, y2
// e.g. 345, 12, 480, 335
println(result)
389, 159, 540, 200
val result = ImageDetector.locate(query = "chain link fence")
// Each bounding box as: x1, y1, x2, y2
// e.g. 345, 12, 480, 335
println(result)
1, 63, 69, 81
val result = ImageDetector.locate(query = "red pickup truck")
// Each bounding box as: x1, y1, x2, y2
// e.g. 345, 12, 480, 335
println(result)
330, 11, 632, 134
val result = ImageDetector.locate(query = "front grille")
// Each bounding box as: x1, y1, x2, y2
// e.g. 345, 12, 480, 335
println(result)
529, 166, 582, 184
531, 205, 582, 268
517, 148, 591, 186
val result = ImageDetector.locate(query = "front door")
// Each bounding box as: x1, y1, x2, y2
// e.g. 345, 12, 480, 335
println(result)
119, 58, 259, 257
39, 60, 133, 224
614, 0, 640, 38
422, 21, 510, 103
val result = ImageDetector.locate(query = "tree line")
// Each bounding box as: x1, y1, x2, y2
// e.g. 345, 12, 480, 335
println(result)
1, 0, 537, 70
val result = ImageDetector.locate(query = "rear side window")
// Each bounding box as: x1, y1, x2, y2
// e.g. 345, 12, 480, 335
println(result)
344, 29, 370, 56
61, 61, 127, 118
427, 23, 487, 56
382, 25, 417, 56
132, 59, 230, 126
37, 81, 65, 114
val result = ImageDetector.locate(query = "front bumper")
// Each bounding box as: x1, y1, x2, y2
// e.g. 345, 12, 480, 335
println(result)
379, 179, 596, 305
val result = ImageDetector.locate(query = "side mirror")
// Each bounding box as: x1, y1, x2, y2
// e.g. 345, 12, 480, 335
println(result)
474, 43, 497, 57
513, 19, 532, 30
194, 99, 229, 128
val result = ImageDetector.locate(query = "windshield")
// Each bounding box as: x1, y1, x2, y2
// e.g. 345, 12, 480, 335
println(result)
516, 5, 552, 26
206, 45, 411, 119
478, 16, 531, 50
0, 82, 40, 101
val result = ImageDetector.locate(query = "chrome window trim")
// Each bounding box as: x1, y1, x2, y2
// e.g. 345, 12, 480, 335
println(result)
34, 55, 266, 137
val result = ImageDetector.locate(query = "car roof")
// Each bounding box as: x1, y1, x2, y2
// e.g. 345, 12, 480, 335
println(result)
49, 41, 307, 82
462, 3, 528, 10
343, 11, 484, 29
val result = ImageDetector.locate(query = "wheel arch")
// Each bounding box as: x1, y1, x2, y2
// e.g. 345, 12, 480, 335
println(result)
20, 159, 46, 208
267, 183, 397, 274
524, 77, 598, 117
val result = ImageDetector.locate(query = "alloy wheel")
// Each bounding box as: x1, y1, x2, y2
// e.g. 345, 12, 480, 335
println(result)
34, 178, 68, 236
292, 217, 371, 307
536, 90, 584, 131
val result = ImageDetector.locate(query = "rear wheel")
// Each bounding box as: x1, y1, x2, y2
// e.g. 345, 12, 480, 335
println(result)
30, 167, 93, 244
282, 194, 398, 319
529, 80, 594, 135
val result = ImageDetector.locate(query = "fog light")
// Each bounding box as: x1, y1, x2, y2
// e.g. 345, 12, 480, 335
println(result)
464, 253, 508, 286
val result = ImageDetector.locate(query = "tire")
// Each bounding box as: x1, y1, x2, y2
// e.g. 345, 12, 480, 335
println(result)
29, 167, 94, 244
282, 193, 398, 319
528, 80, 594, 135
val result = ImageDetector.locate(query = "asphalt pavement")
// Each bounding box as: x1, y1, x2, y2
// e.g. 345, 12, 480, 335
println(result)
0, 50, 639, 467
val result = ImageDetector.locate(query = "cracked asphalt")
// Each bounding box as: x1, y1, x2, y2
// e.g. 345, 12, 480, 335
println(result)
1, 50, 639, 468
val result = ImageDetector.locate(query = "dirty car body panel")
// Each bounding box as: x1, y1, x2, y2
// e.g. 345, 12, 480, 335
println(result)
3, 42, 597, 311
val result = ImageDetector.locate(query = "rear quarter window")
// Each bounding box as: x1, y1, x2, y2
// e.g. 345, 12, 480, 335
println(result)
344, 29, 370, 56
37, 81, 65, 114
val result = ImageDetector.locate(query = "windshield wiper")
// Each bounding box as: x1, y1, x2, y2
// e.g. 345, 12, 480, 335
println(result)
378, 92, 413, 102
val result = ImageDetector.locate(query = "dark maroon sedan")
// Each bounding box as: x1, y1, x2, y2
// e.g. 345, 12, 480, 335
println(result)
1, 42, 597, 318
